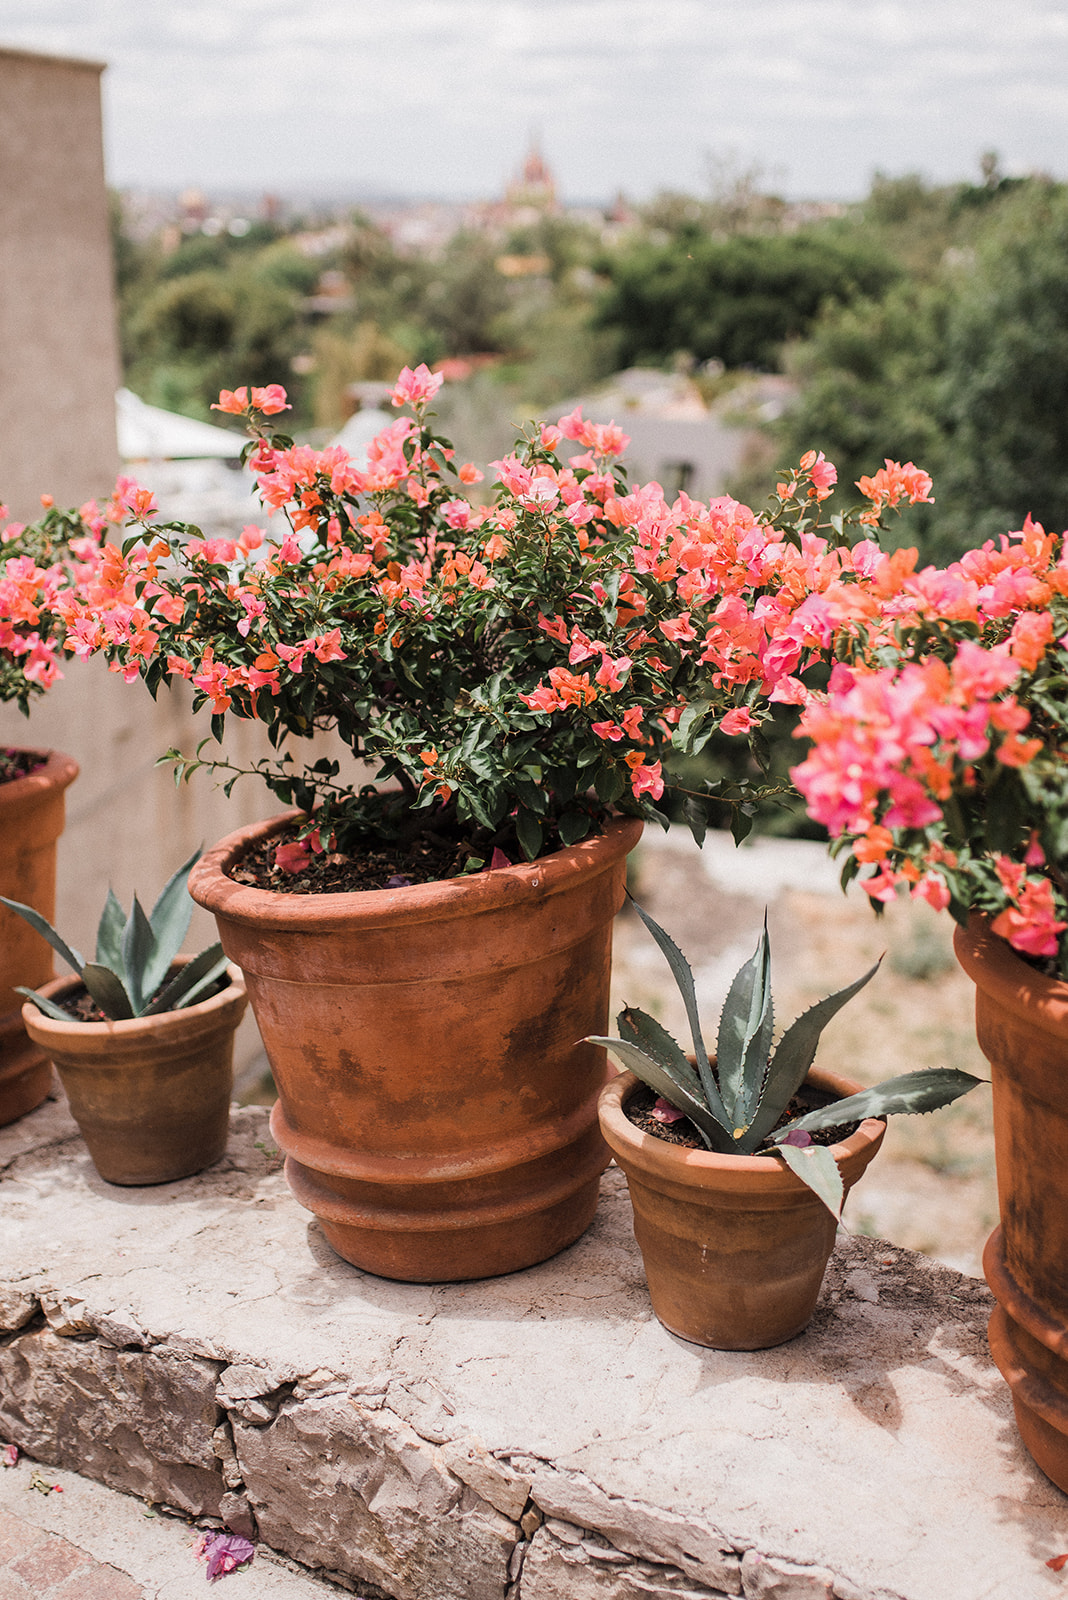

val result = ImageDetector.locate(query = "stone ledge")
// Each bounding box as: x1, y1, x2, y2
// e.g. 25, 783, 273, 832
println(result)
1, 1094, 1066, 1600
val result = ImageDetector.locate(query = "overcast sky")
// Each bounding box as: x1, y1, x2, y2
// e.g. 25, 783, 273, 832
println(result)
2, 0, 1066, 203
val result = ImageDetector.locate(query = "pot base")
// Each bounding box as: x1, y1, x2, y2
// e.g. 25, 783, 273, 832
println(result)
985, 1227, 1068, 1494
0, 1011, 53, 1127
275, 1101, 609, 1282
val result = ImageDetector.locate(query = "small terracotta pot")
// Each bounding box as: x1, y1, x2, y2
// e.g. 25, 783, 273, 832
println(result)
954, 916, 1068, 1494
598, 1069, 886, 1349
21, 960, 247, 1185
190, 812, 642, 1282
0, 748, 79, 1126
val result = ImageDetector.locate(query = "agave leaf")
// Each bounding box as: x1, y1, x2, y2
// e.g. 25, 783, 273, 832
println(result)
95, 888, 127, 974
587, 1035, 735, 1153
617, 1006, 705, 1102
0, 895, 85, 978
142, 945, 228, 1015
778, 1069, 983, 1137
774, 1140, 845, 1219
78, 962, 136, 1020
716, 918, 774, 1132
121, 896, 156, 1015
143, 848, 198, 996
629, 898, 725, 1118
14, 985, 78, 1023
743, 959, 883, 1152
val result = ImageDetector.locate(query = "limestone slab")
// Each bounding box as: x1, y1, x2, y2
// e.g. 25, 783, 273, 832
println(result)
2, 1095, 1068, 1600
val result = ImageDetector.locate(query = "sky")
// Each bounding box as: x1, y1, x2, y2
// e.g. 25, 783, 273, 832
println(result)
1, 0, 1066, 205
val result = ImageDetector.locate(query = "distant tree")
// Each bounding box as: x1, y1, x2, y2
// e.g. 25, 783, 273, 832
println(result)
593, 230, 899, 372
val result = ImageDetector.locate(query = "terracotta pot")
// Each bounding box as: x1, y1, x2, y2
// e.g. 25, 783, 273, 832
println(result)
21, 960, 247, 1185
953, 916, 1068, 1494
189, 812, 642, 1282
0, 749, 79, 1126
598, 1068, 886, 1349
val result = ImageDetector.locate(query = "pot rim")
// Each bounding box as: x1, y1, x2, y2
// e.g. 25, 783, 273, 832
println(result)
954, 912, 1068, 1031
0, 747, 79, 812
20, 958, 247, 1041
598, 1067, 886, 1190
188, 809, 643, 932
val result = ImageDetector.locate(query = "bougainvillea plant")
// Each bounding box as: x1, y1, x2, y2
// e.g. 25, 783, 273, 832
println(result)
791, 500, 1068, 974
9, 369, 935, 878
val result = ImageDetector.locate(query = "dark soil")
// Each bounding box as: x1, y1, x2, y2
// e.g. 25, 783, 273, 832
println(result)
624, 1082, 861, 1154
0, 749, 44, 785
228, 829, 475, 895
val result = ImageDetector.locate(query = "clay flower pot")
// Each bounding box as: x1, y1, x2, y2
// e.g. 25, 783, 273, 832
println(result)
21, 959, 247, 1185
0, 749, 79, 1126
598, 1068, 886, 1349
954, 916, 1068, 1494
189, 812, 642, 1283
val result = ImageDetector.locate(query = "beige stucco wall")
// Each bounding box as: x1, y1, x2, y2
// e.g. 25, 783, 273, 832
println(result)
0, 47, 120, 519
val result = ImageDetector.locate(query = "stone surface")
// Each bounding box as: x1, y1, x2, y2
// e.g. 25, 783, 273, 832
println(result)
2, 1094, 1068, 1600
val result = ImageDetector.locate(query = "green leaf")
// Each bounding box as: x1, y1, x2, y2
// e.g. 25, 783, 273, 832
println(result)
779, 1069, 982, 1136
515, 809, 542, 861
628, 898, 728, 1124
95, 889, 126, 972
144, 849, 198, 994
674, 699, 712, 757
558, 810, 591, 847
775, 1140, 844, 1219
683, 795, 708, 849
78, 962, 136, 1020
730, 807, 754, 846
716, 919, 774, 1132
587, 1035, 732, 1152
14, 985, 78, 1023
0, 895, 85, 978
744, 958, 883, 1151
143, 946, 228, 1014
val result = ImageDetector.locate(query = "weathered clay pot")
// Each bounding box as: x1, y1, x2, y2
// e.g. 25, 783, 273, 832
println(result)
189, 812, 642, 1282
0, 749, 79, 1126
598, 1068, 886, 1349
21, 959, 247, 1185
954, 916, 1068, 1494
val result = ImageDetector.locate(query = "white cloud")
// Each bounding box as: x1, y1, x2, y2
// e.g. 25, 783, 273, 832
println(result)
0, 0, 1065, 198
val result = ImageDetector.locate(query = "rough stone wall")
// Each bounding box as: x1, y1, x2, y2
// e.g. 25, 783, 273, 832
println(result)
0, 1292, 902, 1600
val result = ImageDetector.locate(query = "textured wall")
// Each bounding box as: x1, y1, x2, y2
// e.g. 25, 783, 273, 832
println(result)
0, 48, 120, 520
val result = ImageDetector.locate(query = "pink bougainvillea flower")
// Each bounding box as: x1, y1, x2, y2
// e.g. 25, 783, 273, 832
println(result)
488, 848, 513, 871
651, 1097, 686, 1125
249, 384, 289, 415
390, 364, 444, 408
720, 707, 757, 736
211, 388, 250, 415
274, 840, 311, 875
193, 1530, 256, 1581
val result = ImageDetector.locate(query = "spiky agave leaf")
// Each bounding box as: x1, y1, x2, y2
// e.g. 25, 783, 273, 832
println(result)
587, 1031, 735, 1152
773, 1068, 983, 1138
740, 958, 883, 1153
142, 944, 228, 1015
775, 1140, 845, 1219
0, 895, 85, 979
617, 1006, 706, 1104
120, 897, 156, 1015
142, 846, 198, 997
715, 917, 774, 1134
94, 888, 126, 973
628, 898, 728, 1124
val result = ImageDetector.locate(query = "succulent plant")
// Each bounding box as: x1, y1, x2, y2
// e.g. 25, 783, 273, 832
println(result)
590, 899, 982, 1217
2, 848, 228, 1022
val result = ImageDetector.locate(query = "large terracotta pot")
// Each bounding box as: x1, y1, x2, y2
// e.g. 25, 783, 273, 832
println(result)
0, 748, 79, 1126
21, 959, 247, 1185
598, 1068, 886, 1349
953, 916, 1068, 1494
189, 812, 642, 1283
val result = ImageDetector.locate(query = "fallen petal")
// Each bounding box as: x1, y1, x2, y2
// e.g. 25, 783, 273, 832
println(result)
1047, 1554, 1068, 1572
781, 1129, 814, 1147
651, 1096, 686, 1125
488, 847, 513, 871
196, 1530, 256, 1581
2, 1444, 18, 1468
384, 874, 412, 888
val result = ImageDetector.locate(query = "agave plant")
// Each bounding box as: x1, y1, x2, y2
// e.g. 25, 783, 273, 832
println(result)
1, 848, 228, 1022
590, 899, 982, 1218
